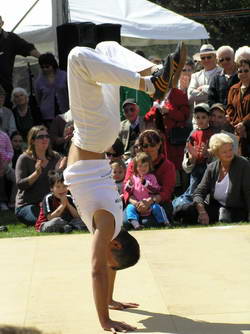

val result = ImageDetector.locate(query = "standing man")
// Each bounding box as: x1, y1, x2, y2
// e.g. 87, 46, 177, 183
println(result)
0, 16, 40, 107
118, 98, 146, 160
64, 41, 185, 332
188, 44, 222, 107
208, 45, 239, 107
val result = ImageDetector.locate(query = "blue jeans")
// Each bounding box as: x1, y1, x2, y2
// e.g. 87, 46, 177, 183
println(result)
173, 163, 207, 209
15, 204, 40, 226
126, 203, 168, 224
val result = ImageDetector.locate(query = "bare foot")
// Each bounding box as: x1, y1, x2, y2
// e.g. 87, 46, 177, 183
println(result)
109, 300, 139, 310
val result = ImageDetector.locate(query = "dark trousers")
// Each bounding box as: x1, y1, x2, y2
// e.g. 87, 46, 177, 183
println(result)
173, 199, 248, 224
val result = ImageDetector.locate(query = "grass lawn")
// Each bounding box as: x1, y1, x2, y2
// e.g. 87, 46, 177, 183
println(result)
0, 210, 249, 239
0, 210, 88, 238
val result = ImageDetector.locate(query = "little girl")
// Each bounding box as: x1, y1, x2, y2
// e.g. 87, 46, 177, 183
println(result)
125, 152, 169, 229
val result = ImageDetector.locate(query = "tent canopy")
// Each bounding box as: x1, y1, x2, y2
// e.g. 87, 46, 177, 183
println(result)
2, 0, 209, 52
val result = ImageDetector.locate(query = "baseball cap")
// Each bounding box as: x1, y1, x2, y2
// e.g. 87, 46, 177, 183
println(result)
194, 103, 210, 114
122, 98, 137, 109
210, 103, 225, 113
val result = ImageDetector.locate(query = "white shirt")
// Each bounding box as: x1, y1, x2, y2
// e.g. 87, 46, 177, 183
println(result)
214, 173, 229, 206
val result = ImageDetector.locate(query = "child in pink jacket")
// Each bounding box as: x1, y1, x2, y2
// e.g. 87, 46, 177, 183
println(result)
125, 152, 169, 229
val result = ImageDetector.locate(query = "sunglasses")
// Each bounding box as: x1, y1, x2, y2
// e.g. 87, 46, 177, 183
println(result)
35, 134, 50, 140
237, 69, 249, 74
142, 142, 157, 149
106, 152, 120, 158
219, 57, 231, 63
182, 68, 192, 72
201, 55, 213, 60
124, 107, 136, 113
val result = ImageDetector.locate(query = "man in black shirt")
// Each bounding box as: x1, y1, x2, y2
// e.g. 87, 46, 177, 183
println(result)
0, 16, 40, 107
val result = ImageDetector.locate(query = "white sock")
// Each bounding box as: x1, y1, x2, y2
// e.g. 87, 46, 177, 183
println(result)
130, 220, 140, 229
144, 76, 155, 95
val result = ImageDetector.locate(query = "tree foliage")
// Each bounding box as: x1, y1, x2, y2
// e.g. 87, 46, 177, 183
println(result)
150, 0, 250, 50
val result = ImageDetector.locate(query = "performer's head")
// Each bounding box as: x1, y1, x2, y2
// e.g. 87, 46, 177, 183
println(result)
109, 230, 140, 271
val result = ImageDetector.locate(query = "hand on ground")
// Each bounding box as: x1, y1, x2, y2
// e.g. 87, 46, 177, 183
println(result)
103, 319, 137, 333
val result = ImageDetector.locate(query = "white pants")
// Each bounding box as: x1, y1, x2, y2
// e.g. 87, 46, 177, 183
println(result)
65, 42, 154, 238
68, 41, 154, 153
64, 160, 123, 239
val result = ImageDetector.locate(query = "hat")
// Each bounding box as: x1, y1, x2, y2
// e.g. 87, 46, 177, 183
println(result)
210, 103, 225, 114
199, 44, 216, 56
194, 103, 210, 114
122, 98, 137, 109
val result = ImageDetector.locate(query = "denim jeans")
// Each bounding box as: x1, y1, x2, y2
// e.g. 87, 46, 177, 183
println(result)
15, 204, 40, 226
125, 203, 168, 224
173, 163, 207, 209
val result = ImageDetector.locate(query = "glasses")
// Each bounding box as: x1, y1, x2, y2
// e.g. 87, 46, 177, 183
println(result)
219, 57, 231, 63
35, 134, 50, 140
182, 68, 192, 72
105, 152, 120, 158
237, 69, 250, 74
200, 55, 213, 60
142, 142, 157, 149
124, 107, 136, 113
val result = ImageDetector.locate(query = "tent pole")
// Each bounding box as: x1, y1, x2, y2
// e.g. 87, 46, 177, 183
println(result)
11, 0, 40, 32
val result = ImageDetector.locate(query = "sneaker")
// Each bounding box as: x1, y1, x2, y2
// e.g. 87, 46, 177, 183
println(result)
171, 41, 187, 87
151, 54, 174, 100
0, 202, 9, 211
63, 224, 73, 233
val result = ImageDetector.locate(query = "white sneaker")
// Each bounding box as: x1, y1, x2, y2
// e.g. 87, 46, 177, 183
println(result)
130, 220, 142, 230
0, 202, 9, 211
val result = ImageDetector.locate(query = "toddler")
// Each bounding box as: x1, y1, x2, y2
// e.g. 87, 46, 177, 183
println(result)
111, 160, 126, 197
125, 152, 169, 229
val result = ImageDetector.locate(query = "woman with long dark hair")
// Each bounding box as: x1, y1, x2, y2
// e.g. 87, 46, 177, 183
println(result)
15, 125, 61, 225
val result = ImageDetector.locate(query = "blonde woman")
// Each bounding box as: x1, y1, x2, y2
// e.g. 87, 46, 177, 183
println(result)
194, 133, 250, 224
15, 125, 61, 225
174, 133, 250, 225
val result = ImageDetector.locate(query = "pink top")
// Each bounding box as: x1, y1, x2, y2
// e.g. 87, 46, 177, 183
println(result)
125, 173, 160, 201
0, 130, 13, 170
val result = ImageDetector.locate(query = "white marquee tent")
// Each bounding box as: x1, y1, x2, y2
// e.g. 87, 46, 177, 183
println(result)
2, 0, 209, 55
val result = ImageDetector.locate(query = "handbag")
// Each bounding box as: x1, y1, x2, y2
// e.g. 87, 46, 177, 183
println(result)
168, 126, 192, 145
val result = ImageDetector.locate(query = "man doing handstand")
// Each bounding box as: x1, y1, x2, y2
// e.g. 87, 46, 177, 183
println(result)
64, 41, 186, 333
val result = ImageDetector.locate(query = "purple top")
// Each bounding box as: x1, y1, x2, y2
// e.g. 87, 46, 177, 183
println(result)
35, 69, 69, 120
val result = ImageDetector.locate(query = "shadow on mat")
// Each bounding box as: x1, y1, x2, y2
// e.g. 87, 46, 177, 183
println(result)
125, 309, 250, 334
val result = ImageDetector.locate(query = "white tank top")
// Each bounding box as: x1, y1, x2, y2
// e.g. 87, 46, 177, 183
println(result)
214, 173, 229, 206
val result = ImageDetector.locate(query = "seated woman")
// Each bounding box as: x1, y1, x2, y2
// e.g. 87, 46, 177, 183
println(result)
123, 129, 176, 225
174, 133, 250, 224
11, 87, 41, 142
10, 131, 24, 169
15, 125, 61, 226
105, 137, 125, 163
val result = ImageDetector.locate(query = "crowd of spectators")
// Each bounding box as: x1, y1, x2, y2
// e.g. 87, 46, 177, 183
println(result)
1, 13, 250, 231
